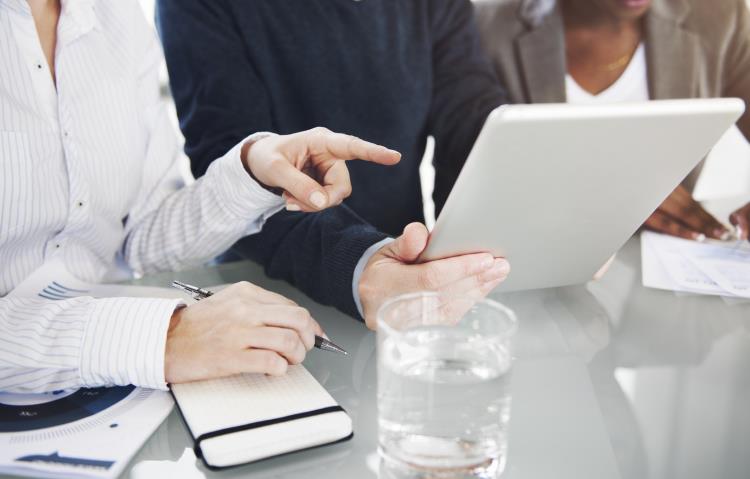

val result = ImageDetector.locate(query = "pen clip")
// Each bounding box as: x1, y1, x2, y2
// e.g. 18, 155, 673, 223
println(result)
171, 280, 211, 300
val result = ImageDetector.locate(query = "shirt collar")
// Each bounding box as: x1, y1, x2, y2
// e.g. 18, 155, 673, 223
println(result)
0, 0, 100, 37
0, 0, 31, 15
58, 0, 100, 45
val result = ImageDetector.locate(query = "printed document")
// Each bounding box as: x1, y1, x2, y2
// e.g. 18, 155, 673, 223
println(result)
641, 231, 750, 299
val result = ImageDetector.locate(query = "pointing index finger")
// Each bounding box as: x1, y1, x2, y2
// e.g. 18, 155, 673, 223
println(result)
319, 132, 401, 166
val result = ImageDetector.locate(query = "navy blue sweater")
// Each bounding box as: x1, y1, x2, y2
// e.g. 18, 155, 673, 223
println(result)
157, 0, 506, 318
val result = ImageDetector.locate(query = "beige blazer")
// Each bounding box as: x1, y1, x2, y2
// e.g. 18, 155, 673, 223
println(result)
475, 0, 750, 189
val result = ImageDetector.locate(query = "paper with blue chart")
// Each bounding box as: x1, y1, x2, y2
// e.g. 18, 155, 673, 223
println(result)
0, 258, 183, 479
641, 231, 750, 299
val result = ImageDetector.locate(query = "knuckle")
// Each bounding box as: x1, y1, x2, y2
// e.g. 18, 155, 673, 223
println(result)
236, 281, 253, 293
346, 135, 357, 156
688, 202, 701, 213
311, 126, 330, 137
261, 352, 284, 374
272, 355, 288, 375
257, 351, 275, 370
284, 307, 306, 327
305, 315, 316, 334
295, 307, 312, 323
293, 349, 306, 365
282, 330, 299, 351
283, 295, 300, 306
282, 296, 298, 307
342, 182, 353, 197
289, 344, 306, 364
309, 322, 321, 337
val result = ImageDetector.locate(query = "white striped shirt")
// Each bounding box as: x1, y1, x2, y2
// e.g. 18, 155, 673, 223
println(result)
0, 0, 284, 393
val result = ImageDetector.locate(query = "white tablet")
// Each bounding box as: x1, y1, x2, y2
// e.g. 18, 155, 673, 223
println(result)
422, 99, 745, 292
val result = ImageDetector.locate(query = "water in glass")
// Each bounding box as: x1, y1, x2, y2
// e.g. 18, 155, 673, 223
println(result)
377, 294, 516, 478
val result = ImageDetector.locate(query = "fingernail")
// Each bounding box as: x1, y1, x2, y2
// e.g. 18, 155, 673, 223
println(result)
693, 233, 706, 242
480, 255, 494, 271
480, 260, 510, 282
494, 259, 510, 274
286, 203, 301, 212
717, 229, 732, 241
309, 191, 327, 209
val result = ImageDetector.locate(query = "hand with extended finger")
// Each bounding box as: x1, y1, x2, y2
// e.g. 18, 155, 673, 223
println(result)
242, 127, 401, 212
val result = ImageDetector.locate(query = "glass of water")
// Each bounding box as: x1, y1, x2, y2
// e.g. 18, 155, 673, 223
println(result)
377, 292, 518, 479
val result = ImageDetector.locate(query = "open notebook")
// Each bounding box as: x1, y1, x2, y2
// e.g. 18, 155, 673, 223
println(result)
170, 365, 352, 469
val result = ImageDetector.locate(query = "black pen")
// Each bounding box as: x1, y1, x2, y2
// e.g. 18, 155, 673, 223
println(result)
170, 280, 348, 355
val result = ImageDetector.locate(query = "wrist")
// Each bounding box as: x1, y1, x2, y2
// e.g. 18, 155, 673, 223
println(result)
168, 305, 185, 333
358, 253, 387, 330
164, 305, 186, 383
353, 237, 394, 322
240, 135, 282, 195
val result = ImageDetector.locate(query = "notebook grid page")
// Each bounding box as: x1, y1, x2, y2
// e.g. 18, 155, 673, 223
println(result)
172, 365, 338, 437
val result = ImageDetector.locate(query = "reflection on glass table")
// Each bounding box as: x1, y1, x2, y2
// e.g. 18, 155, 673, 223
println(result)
588, 238, 750, 479
110, 236, 750, 479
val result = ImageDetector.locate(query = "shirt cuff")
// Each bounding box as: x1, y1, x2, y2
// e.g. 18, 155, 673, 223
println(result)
79, 297, 183, 390
352, 237, 395, 318
205, 132, 285, 230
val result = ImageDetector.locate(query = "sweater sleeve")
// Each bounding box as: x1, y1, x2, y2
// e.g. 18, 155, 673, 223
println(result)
230, 207, 389, 320
157, 0, 388, 320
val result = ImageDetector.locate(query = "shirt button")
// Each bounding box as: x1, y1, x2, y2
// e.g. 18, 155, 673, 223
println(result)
77, 201, 84, 207
55, 243, 61, 249
36, 64, 42, 70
